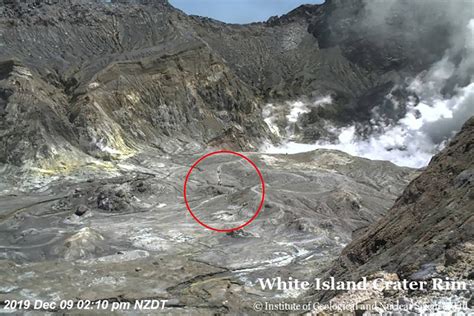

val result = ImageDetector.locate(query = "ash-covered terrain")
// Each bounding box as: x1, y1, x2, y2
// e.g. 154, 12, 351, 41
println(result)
0, 0, 473, 314
1, 149, 415, 314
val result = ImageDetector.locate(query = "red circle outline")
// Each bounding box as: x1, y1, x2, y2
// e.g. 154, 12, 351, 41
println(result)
183, 150, 265, 232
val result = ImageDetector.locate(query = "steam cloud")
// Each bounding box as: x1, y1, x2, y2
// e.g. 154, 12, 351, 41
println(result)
263, 14, 474, 169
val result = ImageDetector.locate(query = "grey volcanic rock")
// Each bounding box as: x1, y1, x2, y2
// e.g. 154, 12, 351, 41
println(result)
0, 0, 465, 169
0, 0, 470, 313
0, 149, 415, 312
317, 117, 474, 305
0, 0, 271, 170
75, 204, 89, 216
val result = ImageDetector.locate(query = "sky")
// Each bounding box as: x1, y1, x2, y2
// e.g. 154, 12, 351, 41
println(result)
168, 0, 325, 24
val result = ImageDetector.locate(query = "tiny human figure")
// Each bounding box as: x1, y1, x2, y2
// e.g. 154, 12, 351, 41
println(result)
217, 165, 222, 186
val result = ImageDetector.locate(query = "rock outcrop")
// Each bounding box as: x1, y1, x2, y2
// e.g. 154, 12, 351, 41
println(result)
0, 0, 464, 169
322, 117, 473, 300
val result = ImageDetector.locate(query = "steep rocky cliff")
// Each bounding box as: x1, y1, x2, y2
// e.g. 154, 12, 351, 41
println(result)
0, 0, 270, 171
0, 0, 463, 171
320, 117, 473, 304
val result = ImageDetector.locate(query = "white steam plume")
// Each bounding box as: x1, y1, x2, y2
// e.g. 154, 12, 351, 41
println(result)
263, 19, 474, 169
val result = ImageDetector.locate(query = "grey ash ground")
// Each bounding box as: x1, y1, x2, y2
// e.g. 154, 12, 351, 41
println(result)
184, 153, 263, 231
0, 149, 415, 313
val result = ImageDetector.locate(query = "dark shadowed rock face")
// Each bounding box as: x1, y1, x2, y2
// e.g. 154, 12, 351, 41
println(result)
323, 117, 473, 298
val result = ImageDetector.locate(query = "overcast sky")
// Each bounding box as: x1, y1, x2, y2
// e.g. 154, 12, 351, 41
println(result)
168, 0, 325, 24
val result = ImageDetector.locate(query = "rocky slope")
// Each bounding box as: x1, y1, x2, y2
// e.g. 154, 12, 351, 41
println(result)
0, 0, 270, 173
0, 0, 465, 172
315, 117, 474, 309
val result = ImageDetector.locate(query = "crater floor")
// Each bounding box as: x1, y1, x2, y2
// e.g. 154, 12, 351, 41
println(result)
0, 149, 415, 313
